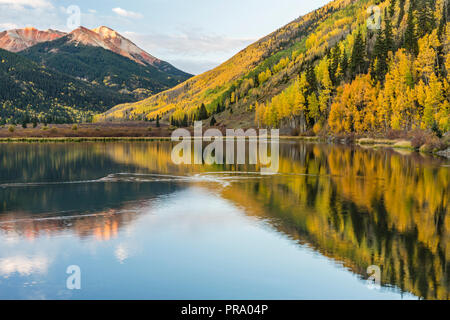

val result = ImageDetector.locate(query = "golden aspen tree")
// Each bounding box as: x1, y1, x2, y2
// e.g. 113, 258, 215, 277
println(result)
318, 69, 333, 116
435, 0, 446, 21
315, 59, 329, 84
273, 57, 290, 74
328, 74, 379, 133
283, 85, 296, 118
294, 74, 307, 115
231, 92, 236, 104
267, 102, 279, 128
376, 88, 390, 132
444, 23, 450, 58
423, 73, 444, 129
445, 52, 450, 83
437, 100, 449, 132
258, 69, 272, 85
335, 63, 343, 85
415, 30, 440, 84
350, 75, 370, 132
329, 87, 346, 133
341, 84, 355, 132
384, 49, 417, 130
416, 80, 427, 126
315, 58, 333, 119
278, 92, 289, 119
307, 93, 320, 123
363, 81, 380, 131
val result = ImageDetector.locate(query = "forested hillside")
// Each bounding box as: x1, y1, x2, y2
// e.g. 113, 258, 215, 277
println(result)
0, 26, 192, 125
98, 0, 449, 138
0, 48, 133, 124
20, 35, 191, 101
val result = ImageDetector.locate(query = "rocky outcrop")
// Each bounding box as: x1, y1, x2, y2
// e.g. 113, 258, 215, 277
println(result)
436, 148, 450, 159
1, 26, 163, 68
70, 26, 160, 67
92, 26, 160, 67
0, 27, 65, 52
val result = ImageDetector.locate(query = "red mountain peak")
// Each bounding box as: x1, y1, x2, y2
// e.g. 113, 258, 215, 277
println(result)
0, 25, 164, 69
0, 27, 66, 52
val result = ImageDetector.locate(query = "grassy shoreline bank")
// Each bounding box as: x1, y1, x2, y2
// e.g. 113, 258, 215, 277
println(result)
0, 137, 174, 143
0, 123, 448, 157
1, 136, 448, 158
0, 136, 318, 143
0, 134, 438, 147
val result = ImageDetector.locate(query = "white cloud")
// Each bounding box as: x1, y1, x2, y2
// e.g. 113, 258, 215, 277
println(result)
112, 7, 143, 19
122, 31, 255, 74
167, 59, 223, 75
123, 31, 254, 56
0, 2, 70, 32
0, 0, 53, 9
0, 22, 18, 30
88, 9, 97, 14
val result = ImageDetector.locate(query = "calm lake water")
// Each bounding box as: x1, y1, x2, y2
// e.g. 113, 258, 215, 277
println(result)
0, 141, 448, 300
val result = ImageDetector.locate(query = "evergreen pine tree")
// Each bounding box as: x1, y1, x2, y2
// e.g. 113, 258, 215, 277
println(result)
404, 2, 418, 55
438, 2, 447, 40
341, 53, 349, 80
306, 64, 318, 95
398, 0, 406, 26
384, 18, 394, 53
198, 103, 208, 120
350, 31, 366, 77
448, 0, 450, 18
416, 0, 435, 38
329, 45, 341, 86
372, 28, 388, 82
215, 102, 224, 114
389, 0, 397, 17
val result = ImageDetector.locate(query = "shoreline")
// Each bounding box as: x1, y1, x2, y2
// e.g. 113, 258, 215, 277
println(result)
0, 123, 447, 158
0, 132, 450, 159
0, 135, 448, 158
0, 137, 174, 143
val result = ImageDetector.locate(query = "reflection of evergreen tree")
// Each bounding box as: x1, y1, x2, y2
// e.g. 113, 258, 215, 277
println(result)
238, 144, 449, 300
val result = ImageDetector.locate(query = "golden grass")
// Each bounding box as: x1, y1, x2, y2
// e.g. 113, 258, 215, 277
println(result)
392, 140, 414, 149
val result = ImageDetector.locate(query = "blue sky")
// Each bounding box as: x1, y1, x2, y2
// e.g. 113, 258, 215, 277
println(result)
0, 0, 329, 74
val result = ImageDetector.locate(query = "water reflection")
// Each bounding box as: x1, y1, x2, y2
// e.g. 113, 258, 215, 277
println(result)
0, 142, 448, 299
0, 256, 49, 277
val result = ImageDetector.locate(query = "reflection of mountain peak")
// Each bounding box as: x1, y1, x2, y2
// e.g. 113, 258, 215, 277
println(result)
0, 208, 132, 242
0, 142, 447, 299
